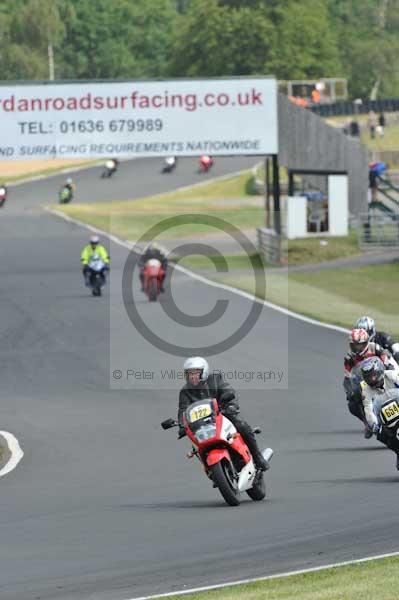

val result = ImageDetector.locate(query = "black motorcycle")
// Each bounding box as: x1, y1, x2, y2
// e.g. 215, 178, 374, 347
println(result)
162, 157, 177, 173
101, 159, 118, 178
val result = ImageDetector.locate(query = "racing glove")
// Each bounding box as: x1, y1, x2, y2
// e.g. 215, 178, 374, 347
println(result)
372, 423, 382, 436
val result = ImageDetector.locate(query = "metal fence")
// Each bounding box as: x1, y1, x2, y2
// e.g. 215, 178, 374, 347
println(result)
278, 93, 369, 217
356, 213, 399, 249
311, 98, 399, 118
257, 227, 284, 264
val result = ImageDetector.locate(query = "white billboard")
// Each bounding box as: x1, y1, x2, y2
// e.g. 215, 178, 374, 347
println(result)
0, 78, 278, 159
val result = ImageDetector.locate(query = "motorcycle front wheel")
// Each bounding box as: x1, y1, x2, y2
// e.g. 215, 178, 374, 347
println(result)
148, 277, 158, 302
246, 472, 266, 501
210, 459, 240, 506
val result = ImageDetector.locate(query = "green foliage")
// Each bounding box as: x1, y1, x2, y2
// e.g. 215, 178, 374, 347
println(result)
61, 0, 177, 79
0, 0, 66, 79
268, 0, 342, 79
1, 0, 399, 99
169, 0, 275, 76
327, 0, 399, 98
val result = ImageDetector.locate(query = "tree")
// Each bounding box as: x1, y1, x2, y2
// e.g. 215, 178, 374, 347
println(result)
0, 0, 68, 80
169, 0, 275, 77
60, 0, 177, 79
328, 0, 399, 98
267, 0, 342, 80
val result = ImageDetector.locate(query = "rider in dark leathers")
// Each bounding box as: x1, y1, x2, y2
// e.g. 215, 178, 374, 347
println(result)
138, 244, 168, 292
356, 316, 399, 364
178, 357, 268, 471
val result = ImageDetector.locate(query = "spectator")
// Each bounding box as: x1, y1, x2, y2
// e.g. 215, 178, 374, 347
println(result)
368, 111, 378, 139
311, 86, 321, 104
377, 112, 386, 138
349, 120, 360, 137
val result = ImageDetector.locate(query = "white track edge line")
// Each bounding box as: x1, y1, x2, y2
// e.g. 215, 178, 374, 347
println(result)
128, 551, 399, 600
44, 206, 349, 335
0, 431, 24, 477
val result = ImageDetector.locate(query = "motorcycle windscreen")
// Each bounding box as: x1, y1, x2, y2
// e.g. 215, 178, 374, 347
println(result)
185, 399, 216, 435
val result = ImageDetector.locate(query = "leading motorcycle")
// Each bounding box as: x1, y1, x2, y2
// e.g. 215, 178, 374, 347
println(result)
0, 185, 7, 207
161, 398, 273, 507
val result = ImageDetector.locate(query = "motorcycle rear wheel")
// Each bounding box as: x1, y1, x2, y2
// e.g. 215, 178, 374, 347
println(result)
210, 460, 240, 506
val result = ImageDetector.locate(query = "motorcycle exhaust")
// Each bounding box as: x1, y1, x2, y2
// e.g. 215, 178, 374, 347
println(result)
262, 447, 274, 467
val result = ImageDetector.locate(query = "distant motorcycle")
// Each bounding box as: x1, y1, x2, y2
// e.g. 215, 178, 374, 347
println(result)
162, 157, 177, 173
199, 155, 214, 174
87, 254, 107, 297
142, 258, 164, 301
59, 186, 73, 204
0, 186, 7, 207
162, 398, 273, 507
101, 159, 118, 178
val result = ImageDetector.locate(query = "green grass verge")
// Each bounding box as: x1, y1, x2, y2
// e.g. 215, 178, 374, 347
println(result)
325, 112, 399, 152
175, 252, 267, 270
159, 556, 399, 600
5, 159, 100, 183
285, 232, 360, 264
56, 170, 264, 240
57, 172, 361, 266
214, 263, 398, 338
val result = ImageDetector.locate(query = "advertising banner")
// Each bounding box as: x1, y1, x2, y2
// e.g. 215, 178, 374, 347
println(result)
0, 78, 278, 159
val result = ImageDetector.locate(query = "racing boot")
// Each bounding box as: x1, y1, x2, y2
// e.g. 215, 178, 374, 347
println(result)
244, 428, 269, 471
253, 452, 269, 472
364, 425, 373, 439
396, 452, 399, 471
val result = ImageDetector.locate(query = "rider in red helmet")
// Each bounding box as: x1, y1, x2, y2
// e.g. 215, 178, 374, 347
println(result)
344, 328, 390, 376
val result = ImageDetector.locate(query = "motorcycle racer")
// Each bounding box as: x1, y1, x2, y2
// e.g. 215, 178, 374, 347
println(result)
360, 357, 399, 469
344, 328, 391, 436
355, 315, 399, 364
80, 235, 110, 286
344, 328, 391, 376
178, 357, 268, 471
139, 243, 167, 292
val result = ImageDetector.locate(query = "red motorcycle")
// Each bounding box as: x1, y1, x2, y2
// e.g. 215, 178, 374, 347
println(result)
142, 258, 164, 302
161, 398, 273, 506
199, 155, 214, 173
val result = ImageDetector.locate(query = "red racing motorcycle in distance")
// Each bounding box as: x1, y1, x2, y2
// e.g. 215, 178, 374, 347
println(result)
199, 155, 214, 173
142, 258, 164, 302
161, 398, 273, 506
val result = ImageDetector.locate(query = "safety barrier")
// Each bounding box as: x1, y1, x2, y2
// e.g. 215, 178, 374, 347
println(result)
257, 227, 284, 264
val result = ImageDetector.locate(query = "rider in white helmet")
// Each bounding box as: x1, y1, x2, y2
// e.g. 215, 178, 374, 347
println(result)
177, 356, 268, 471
